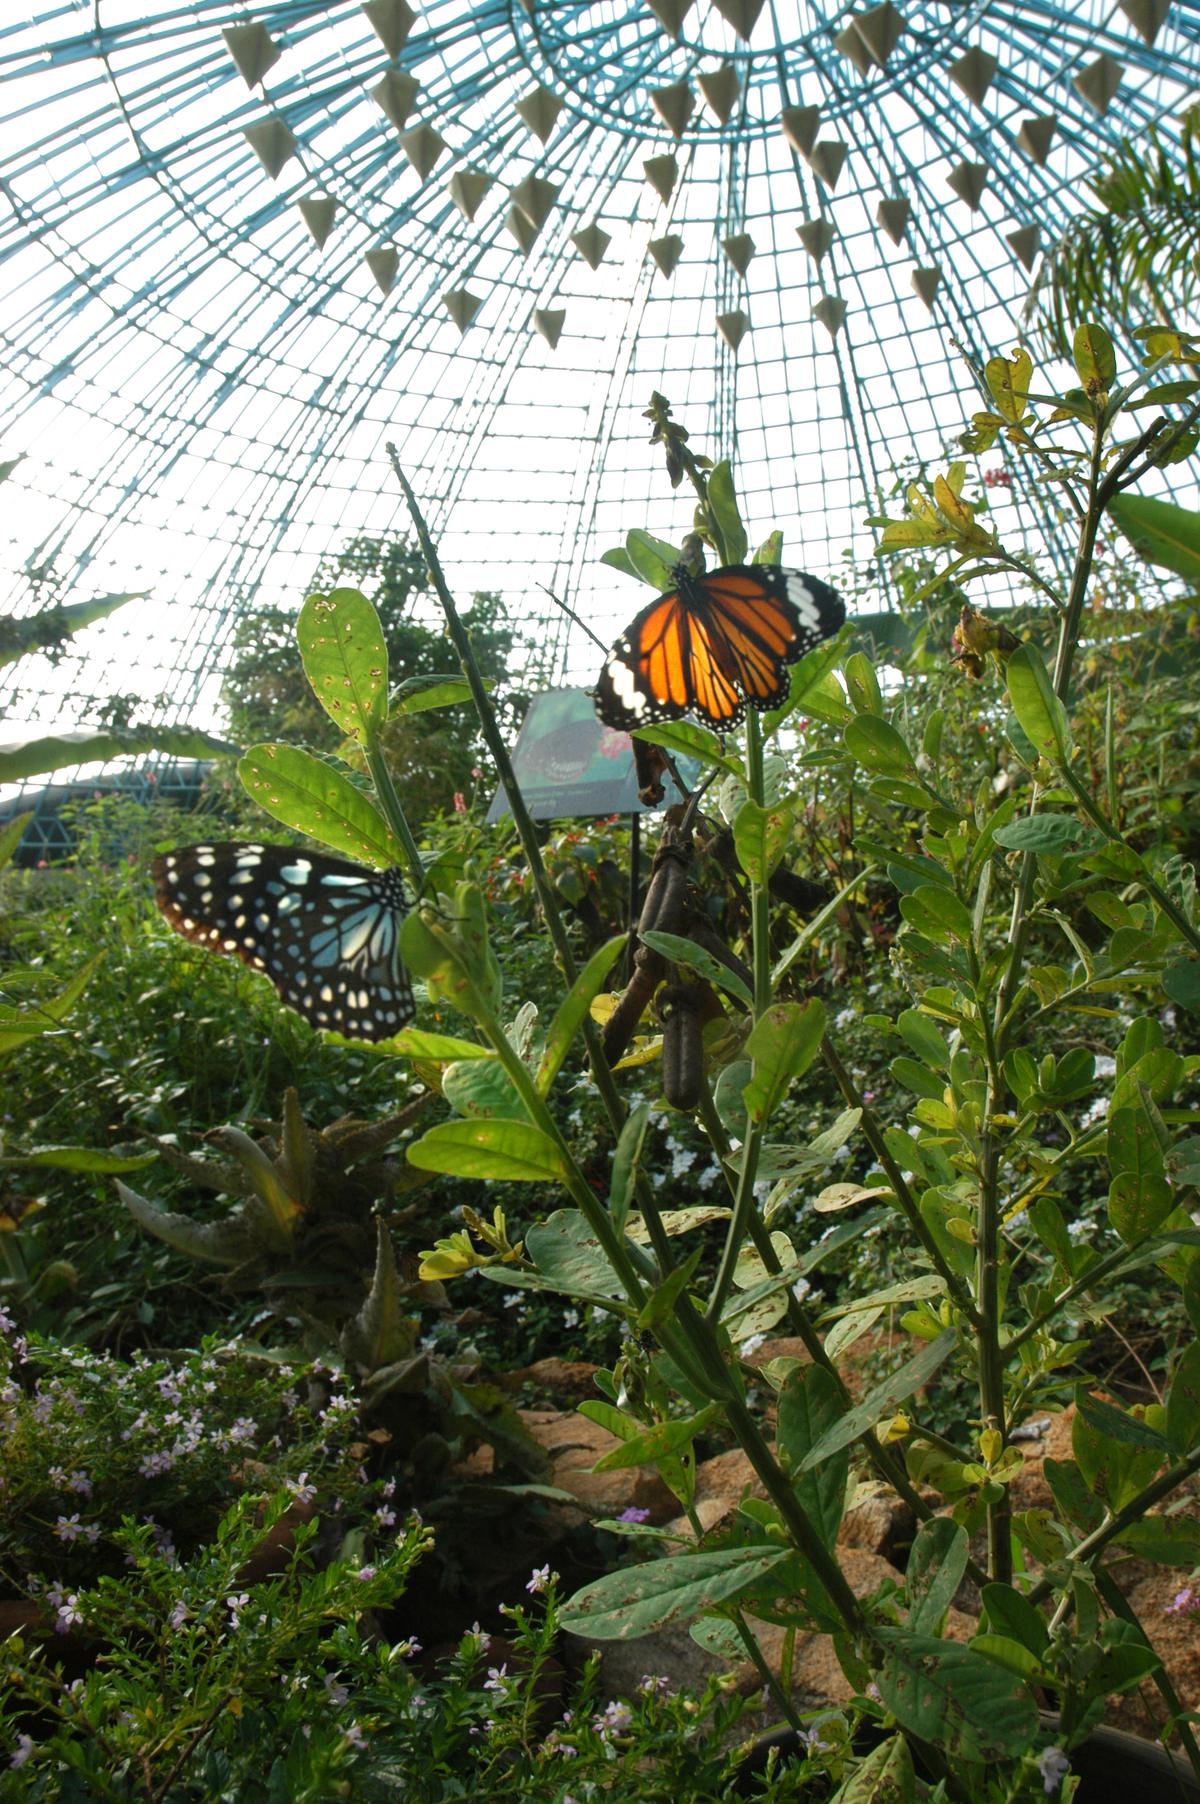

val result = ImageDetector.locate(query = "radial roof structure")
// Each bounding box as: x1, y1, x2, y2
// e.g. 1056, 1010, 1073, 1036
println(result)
1, 0, 1198, 745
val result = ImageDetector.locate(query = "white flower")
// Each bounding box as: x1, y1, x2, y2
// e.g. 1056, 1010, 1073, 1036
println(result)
526, 1564, 554, 1593
1037, 1746, 1070, 1795
1093, 1055, 1117, 1078
739, 1332, 767, 1358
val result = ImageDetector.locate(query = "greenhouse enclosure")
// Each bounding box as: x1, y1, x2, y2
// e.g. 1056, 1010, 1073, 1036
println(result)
3, 0, 1200, 1799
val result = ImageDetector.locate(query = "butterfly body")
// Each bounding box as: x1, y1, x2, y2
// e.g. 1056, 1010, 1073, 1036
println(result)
151, 841, 414, 1041
594, 563, 845, 732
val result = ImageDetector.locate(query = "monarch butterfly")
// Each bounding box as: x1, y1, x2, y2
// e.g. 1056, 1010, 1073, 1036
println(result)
151, 842, 414, 1041
593, 563, 845, 733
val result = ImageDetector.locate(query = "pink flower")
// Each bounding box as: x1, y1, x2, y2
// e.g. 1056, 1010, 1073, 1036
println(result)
453, 792, 467, 813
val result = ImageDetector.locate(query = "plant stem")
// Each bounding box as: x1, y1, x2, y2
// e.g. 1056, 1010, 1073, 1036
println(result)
1025, 1445, 1200, 1608
364, 739, 426, 885
820, 1035, 980, 1326
1056, 762, 1200, 955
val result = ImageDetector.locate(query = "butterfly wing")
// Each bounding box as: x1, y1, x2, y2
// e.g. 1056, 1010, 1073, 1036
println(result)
594, 565, 844, 732
151, 841, 414, 1042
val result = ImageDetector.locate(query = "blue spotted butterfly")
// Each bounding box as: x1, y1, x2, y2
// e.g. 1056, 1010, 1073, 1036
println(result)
151, 842, 415, 1042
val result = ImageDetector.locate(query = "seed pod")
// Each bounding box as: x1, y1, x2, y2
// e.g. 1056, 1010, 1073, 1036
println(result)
659, 980, 706, 1111
638, 833, 691, 937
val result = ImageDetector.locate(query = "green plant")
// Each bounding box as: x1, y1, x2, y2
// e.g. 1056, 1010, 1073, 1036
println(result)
368, 353, 1200, 1800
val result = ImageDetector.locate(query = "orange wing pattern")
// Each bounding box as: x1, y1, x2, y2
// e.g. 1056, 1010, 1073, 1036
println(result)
594, 564, 844, 733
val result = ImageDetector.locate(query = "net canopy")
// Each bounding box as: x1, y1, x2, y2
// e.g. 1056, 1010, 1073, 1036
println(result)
1, 0, 1197, 747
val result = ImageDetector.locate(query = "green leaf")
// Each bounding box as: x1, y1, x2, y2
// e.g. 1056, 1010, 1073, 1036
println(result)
609, 1103, 651, 1234
632, 720, 742, 777
754, 529, 783, 565
843, 651, 884, 716
733, 797, 796, 884
742, 1001, 826, 1125
297, 588, 388, 742
843, 715, 918, 778
340, 1218, 415, 1373
639, 930, 753, 1008
441, 1059, 530, 1121
1107, 493, 1200, 585
985, 347, 1033, 424
601, 547, 639, 580
993, 815, 1095, 855
536, 934, 626, 1094
968, 1634, 1048, 1682
890, 1058, 944, 1101
1044, 1457, 1105, 1530
0, 958, 97, 1055
1166, 1340, 1200, 1456
0, 591, 144, 670
0, 811, 32, 872
1075, 1390, 1169, 1450
899, 886, 974, 944
875, 1627, 1039, 1762
625, 530, 681, 590
1112, 1516, 1200, 1564
119, 1182, 256, 1266
897, 1009, 950, 1071
387, 1028, 494, 1063
559, 1546, 790, 1640
981, 1582, 1049, 1656
4, 1146, 156, 1174
1073, 322, 1116, 391
592, 1405, 720, 1472
800, 1330, 957, 1470
390, 675, 474, 716
1163, 960, 1200, 1013
905, 1517, 968, 1634
707, 461, 748, 566
526, 1209, 626, 1300
833, 1736, 916, 1804
0, 727, 238, 784
406, 1119, 566, 1181
776, 1364, 849, 1548
1005, 646, 1071, 764
638, 1248, 704, 1331
238, 744, 405, 867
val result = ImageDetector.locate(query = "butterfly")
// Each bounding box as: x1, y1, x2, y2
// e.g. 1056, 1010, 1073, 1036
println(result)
151, 841, 415, 1042
593, 563, 845, 733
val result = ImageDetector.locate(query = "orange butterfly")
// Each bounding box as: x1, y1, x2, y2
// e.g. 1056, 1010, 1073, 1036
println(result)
593, 563, 844, 733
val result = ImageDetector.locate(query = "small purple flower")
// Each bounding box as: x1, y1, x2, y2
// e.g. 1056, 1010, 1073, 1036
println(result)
595, 1700, 632, 1734
1166, 1586, 1198, 1616
617, 1506, 650, 1524
225, 1592, 249, 1627
8, 1735, 34, 1769
483, 1664, 509, 1694
323, 1675, 349, 1707
54, 1596, 83, 1634
355, 1565, 377, 1582
1038, 1747, 1071, 1795
526, 1564, 553, 1594
53, 1515, 83, 1543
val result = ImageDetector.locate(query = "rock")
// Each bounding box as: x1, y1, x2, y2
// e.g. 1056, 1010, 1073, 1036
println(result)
518, 1408, 677, 1519
500, 1358, 599, 1405
838, 1484, 918, 1566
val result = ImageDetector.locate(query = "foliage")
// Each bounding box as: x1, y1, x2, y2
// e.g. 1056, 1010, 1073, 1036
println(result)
0, 1316, 374, 1598
220, 533, 534, 826
1026, 103, 1200, 358
0, 1549, 828, 1803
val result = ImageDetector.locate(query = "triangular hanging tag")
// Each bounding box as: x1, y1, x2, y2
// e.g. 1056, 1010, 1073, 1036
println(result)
1016, 114, 1056, 165
780, 105, 820, 155
949, 46, 996, 106
364, 246, 399, 295
1118, 0, 1169, 44
709, 0, 765, 40
946, 160, 987, 210
911, 266, 940, 308
362, 0, 416, 58
505, 206, 540, 254
571, 222, 612, 269
716, 309, 748, 349
297, 195, 337, 248
515, 84, 564, 143
876, 197, 910, 244
443, 287, 483, 332
244, 118, 297, 179
697, 65, 740, 123
402, 122, 446, 179
448, 168, 493, 221
643, 154, 678, 202
1005, 223, 1041, 271
511, 175, 559, 229
651, 81, 695, 138
813, 294, 846, 337
223, 23, 280, 88
648, 234, 683, 276
647, 0, 694, 35
721, 233, 755, 275
808, 140, 847, 189
371, 69, 419, 129
533, 308, 566, 348
1074, 52, 1123, 114
796, 218, 835, 264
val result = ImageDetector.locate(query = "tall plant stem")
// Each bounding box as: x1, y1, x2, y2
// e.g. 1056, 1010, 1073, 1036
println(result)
364, 740, 425, 885
388, 451, 867, 1655
979, 419, 1107, 1587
